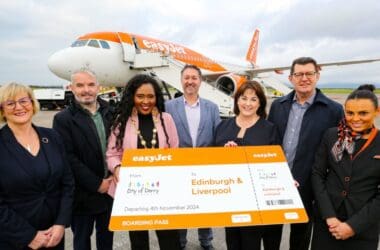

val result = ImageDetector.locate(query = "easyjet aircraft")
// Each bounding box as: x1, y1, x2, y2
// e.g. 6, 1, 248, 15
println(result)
48, 29, 380, 117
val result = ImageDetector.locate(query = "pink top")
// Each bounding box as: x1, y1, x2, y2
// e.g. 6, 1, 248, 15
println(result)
106, 112, 179, 197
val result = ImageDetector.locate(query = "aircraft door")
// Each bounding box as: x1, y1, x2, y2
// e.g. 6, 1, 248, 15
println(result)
117, 32, 136, 62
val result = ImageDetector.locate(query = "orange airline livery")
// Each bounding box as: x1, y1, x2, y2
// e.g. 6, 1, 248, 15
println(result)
48, 29, 380, 117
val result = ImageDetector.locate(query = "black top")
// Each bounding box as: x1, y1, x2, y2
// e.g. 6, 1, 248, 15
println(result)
52, 97, 114, 215
137, 113, 159, 149
0, 125, 74, 249
312, 127, 380, 237
214, 117, 280, 146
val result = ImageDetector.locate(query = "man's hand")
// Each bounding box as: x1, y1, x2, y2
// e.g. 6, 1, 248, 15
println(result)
98, 177, 113, 193
28, 230, 51, 249
45, 225, 65, 248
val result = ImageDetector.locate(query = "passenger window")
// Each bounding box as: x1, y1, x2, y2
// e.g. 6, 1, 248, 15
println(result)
71, 40, 88, 47
88, 40, 100, 48
100, 40, 110, 49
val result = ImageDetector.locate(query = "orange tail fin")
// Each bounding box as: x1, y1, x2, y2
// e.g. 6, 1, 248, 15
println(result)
245, 29, 260, 65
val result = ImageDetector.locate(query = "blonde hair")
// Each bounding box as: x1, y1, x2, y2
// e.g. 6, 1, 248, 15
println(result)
0, 82, 40, 122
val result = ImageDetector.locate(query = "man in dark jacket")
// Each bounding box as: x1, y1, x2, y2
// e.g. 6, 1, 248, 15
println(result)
268, 57, 344, 250
53, 69, 114, 250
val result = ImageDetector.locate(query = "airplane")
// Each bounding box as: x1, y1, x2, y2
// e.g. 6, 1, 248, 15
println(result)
48, 29, 380, 117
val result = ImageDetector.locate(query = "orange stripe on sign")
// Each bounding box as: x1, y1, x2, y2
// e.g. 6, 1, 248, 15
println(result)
260, 208, 309, 225
121, 146, 286, 167
109, 211, 263, 231
109, 208, 308, 231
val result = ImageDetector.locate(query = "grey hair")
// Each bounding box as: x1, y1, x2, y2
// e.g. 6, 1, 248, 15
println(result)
70, 68, 98, 84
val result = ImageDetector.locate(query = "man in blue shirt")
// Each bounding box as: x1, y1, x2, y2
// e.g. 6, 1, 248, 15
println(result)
268, 57, 344, 250
166, 64, 221, 250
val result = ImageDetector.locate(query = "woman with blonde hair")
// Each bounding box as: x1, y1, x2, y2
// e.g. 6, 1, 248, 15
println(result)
0, 83, 74, 249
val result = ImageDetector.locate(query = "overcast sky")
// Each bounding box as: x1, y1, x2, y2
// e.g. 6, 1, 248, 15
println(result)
1, 0, 379, 87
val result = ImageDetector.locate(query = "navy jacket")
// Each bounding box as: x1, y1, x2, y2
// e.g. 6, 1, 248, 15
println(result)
0, 125, 74, 249
313, 128, 380, 239
268, 89, 343, 209
53, 98, 114, 215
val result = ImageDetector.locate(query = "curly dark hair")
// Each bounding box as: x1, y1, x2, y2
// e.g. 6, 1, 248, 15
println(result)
111, 74, 170, 149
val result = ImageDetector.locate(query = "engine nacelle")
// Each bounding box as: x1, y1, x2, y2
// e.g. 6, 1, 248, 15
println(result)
216, 73, 247, 96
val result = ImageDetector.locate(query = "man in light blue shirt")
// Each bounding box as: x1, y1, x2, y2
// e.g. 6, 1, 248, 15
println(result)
165, 64, 221, 250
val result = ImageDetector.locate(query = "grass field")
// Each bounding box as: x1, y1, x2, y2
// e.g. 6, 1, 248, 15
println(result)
320, 88, 380, 94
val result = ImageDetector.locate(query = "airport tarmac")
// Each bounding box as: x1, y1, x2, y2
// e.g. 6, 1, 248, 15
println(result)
29, 93, 380, 249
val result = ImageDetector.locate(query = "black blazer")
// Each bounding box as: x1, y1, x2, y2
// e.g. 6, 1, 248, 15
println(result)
53, 98, 114, 214
0, 125, 74, 249
312, 128, 380, 239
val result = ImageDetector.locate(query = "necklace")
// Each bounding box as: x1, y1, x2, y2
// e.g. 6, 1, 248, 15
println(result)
26, 144, 32, 152
131, 115, 158, 148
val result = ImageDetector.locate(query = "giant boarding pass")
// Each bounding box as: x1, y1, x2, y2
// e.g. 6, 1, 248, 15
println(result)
109, 146, 308, 231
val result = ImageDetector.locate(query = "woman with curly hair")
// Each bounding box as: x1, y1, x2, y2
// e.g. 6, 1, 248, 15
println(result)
106, 74, 180, 250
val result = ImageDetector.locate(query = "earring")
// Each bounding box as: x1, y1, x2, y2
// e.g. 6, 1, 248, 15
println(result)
132, 107, 138, 116
152, 107, 158, 117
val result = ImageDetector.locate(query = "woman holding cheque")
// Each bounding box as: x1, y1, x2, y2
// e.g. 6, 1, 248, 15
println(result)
214, 81, 282, 250
106, 74, 181, 250
312, 84, 380, 250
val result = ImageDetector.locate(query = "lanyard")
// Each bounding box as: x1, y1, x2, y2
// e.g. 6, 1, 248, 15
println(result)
351, 128, 378, 160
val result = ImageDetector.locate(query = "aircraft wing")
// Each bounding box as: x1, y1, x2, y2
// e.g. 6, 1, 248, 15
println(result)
203, 58, 380, 78
243, 57, 380, 75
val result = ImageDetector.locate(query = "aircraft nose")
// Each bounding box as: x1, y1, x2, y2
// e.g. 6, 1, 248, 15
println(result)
48, 50, 65, 76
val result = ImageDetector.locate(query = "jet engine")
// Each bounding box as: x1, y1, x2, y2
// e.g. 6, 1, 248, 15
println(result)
216, 73, 247, 96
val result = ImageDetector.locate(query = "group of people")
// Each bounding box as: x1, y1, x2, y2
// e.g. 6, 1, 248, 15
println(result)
0, 56, 379, 250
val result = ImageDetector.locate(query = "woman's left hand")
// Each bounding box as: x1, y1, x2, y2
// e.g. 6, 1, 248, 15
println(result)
224, 141, 238, 147
45, 225, 65, 247
329, 221, 355, 240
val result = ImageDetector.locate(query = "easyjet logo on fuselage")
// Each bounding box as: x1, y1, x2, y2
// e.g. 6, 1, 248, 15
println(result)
142, 39, 187, 55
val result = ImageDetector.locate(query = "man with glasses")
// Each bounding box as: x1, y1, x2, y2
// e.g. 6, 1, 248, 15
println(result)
268, 57, 344, 250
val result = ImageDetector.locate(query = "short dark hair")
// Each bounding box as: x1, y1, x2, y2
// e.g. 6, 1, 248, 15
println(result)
233, 80, 267, 118
181, 64, 202, 77
346, 84, 378, 109
290, 57, 319, 75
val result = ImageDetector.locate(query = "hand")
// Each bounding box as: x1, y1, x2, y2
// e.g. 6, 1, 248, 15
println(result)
97, 177, 113, 193
294, 180, 300, 188
113, 165, 121, 183
46, 225, 65, 248
224, 141, 238, 147
28, 230, 51, 249
328, 219, 355, 240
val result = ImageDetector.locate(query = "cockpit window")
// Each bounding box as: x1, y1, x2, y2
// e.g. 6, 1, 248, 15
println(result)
99, 40, 110, 49
71, 40, 88, 47
88, 40, 100, 48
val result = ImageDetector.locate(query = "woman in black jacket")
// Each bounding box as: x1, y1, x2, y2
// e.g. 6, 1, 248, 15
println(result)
0, 83, 74, 249
312, 84, 380, 250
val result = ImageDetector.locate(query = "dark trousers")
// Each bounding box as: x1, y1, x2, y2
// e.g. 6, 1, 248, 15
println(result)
289, 221, 313, 250
226, 225, 282, 250
71, 211, 113, 250
129, 230, 181, 250
179, 228, 213, 247
311, 217, 378, 250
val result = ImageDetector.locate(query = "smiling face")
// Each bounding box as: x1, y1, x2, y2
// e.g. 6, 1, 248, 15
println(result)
134, 83, 157, 115
1, 92, 34, 126
289, 63, 319, 99
237, 88, 260, 118
345, 98, 379, 133
70, 71, 100, 106
181, 67, 201, 98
